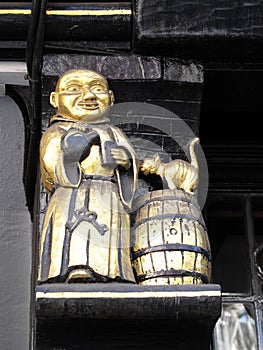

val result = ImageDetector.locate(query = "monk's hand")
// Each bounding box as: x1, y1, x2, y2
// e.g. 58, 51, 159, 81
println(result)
63, 130, 99, 162
111, 148, 131, 170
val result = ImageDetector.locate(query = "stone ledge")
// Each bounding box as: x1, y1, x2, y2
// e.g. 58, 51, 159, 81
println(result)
36, 283, 221, 322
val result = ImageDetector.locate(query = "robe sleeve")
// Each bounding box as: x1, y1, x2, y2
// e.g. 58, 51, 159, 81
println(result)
40, 123, 82, 191
40, 123, 100, 191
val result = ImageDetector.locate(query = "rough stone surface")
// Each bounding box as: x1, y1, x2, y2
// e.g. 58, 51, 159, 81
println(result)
0, 96, 31, 350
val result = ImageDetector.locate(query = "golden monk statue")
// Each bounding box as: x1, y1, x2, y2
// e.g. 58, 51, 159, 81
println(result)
38, 69, 139, 283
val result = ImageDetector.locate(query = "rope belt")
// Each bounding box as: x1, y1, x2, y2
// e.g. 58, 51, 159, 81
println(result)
83, 174, 116, 183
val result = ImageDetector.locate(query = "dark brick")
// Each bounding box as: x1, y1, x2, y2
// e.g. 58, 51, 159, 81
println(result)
146, 100, 201, 121
112, 81, 203, 102
43, 79, 203, 103
164, 59, 204, 83
43, 54, 161, 80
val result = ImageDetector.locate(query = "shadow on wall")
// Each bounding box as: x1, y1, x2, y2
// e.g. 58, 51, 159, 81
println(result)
0, 96, 31, 350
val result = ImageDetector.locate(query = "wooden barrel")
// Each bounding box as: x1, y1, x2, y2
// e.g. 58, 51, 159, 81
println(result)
131, 189, 211, 285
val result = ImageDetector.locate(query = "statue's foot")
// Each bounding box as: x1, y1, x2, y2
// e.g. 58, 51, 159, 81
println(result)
67, 268, 96, 283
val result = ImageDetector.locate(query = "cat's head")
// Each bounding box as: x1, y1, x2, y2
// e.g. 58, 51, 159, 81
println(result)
140, 154, 161, 175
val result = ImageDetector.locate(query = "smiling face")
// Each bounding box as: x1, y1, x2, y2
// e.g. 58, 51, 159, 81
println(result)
50, 69, 114, 122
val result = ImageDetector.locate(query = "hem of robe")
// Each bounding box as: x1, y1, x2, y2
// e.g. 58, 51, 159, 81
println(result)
37, 264, 136, 284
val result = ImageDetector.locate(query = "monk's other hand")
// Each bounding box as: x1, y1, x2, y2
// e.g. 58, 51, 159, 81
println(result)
111, 148, 130, 169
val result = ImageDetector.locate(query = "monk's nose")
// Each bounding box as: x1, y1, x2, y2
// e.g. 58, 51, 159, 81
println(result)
82, 86, 96, 100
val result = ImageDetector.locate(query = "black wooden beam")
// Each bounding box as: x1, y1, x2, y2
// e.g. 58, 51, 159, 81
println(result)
2, 1, 263, 60
36, 284, 221, 350
36, 283, 221, 321
0, 2, 131, 41
135, 0, 263, 61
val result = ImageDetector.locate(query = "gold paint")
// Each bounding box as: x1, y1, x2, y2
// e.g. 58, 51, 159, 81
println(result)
38, 69, 139, 284
0, 9, 131, 16
132, 189, 212, 285
0, 9, 31, 15
46, 9, 131, 16
37, 69, 211, 290
36, 290, 221, 299
141, 138, 199, 194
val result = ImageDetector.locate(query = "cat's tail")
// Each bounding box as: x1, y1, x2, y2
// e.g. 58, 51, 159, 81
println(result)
189, 137, 199, 169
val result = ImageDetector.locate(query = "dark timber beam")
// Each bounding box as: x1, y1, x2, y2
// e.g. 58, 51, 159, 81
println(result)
2, 1, 263, 60
135, 0, 263, 61
0, 2, 131, 41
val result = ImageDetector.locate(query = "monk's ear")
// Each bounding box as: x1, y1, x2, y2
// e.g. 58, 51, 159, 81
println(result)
50, 92, 58, 108
109, 90, 115, 105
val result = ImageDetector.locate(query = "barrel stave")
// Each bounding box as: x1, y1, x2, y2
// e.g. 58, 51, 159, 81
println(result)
132, 189, 212, 285
165, 250, 180, 271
